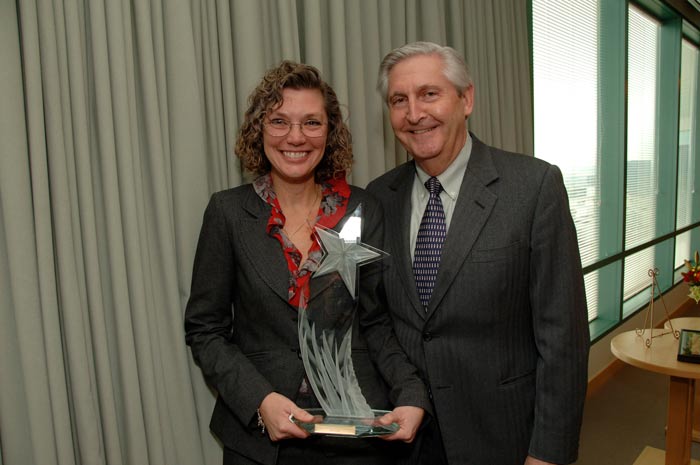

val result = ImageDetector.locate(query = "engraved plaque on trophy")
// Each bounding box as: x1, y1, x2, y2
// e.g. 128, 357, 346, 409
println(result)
294, 205, 398, 437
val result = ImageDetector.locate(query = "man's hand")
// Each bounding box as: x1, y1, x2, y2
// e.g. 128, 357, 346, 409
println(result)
524, 456, 558, 465
377, 406, 424, 442
257, 392, 315, 441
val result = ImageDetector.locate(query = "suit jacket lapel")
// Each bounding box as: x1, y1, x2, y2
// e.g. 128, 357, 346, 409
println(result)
237, 188, 291, 303
426, 136, 499, 318
386, 162, 427, 319
237, 186, 363, 308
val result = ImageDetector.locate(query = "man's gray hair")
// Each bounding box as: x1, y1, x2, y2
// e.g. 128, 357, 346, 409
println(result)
377, 41, 473, 102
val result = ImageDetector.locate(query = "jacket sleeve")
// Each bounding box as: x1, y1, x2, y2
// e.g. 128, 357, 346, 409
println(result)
184, 193, 274, 426
527, 165, 590, 464
355, 193, 432, 413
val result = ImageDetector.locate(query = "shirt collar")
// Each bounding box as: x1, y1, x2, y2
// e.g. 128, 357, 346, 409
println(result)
414, 132, 472, 201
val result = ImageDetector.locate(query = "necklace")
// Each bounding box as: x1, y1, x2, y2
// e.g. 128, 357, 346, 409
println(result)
284, 187, 320, 239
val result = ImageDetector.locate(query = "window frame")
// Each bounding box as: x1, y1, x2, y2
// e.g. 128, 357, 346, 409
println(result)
530, 0, 700, 342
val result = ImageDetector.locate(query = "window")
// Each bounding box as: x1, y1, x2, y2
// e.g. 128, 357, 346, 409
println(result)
532, 0, 601, 322
532, 0, 700, 340
676, 39, 700, 268
624, 6, 659, 302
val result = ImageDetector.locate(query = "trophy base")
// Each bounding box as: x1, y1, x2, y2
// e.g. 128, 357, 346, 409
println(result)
292, 409, 399, 437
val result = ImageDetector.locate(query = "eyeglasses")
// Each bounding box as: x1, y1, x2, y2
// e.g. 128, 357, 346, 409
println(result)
263, 118, 327, 137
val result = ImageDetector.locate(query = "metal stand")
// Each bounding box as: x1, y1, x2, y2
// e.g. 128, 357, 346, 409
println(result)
635, 268, 680, 347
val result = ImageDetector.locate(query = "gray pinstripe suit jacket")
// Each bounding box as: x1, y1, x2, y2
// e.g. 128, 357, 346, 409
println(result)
367, 134, 589, 465
184, 184, 429, 465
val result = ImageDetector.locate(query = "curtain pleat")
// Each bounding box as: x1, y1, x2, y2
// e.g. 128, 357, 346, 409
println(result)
1, 1, 532, 464
1, 3, 63, 464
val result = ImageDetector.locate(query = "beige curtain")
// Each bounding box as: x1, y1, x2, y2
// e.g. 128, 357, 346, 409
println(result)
0, 1, 531, 464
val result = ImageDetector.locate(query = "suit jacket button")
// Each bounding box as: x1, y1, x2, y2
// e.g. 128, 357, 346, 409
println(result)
422, 332, 432, 342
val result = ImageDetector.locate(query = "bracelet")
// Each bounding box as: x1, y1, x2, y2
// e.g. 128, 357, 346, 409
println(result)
256, 408, 266, 434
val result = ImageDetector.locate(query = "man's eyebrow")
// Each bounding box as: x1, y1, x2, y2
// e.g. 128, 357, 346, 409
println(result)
389, 84, 442, 97
418, 84, 441, 92
388, 91, 406, 99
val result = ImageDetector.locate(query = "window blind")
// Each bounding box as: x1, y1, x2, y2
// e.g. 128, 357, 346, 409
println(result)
675, 40, 699, 268
623, 5, 660, 300
532, 0, 599, 321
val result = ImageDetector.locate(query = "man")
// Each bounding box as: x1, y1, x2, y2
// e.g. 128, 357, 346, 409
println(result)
366, 42, 589, 465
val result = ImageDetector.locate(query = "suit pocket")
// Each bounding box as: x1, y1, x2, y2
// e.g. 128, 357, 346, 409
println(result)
467, 241, 522, 263
498, 369, 535, 388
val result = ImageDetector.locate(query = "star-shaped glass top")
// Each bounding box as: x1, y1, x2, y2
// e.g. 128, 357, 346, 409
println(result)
313, 204, 387, 297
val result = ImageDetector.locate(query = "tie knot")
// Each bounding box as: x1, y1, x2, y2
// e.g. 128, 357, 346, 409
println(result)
425, 177, 443, 196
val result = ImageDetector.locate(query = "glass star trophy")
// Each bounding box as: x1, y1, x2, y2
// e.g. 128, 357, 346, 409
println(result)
293, 204, 398, 437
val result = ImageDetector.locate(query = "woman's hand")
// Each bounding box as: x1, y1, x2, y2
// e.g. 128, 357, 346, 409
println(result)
377, 406, 424, 443
258, 392, 315, 441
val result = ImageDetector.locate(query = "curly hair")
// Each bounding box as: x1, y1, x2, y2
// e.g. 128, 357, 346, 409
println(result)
235, 61, 352, 182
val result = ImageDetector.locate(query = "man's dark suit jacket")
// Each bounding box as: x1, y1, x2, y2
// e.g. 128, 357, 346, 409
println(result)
367, 134, 589, 465
184, 184, 429, 465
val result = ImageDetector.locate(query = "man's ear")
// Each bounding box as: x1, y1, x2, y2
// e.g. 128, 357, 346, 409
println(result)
462, 85, 475, 119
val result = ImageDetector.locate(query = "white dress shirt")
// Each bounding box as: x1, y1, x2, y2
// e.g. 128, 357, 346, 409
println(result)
409, 133, 472, 261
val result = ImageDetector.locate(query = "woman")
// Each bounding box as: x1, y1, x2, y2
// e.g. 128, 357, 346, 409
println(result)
184, 61, 428, 465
